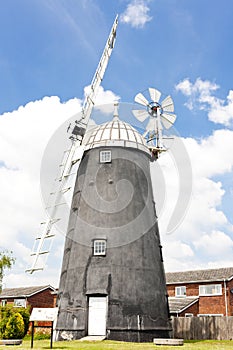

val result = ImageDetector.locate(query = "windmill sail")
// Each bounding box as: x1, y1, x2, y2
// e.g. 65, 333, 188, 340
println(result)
26, 15, 118, 274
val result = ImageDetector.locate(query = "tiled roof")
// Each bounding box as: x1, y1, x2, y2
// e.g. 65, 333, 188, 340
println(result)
0, 285, 55, 298
166, 267, 233, 284
168, 297, 199, 314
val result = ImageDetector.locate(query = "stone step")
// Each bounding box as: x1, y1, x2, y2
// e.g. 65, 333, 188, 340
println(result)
0, 339, 22, 346
79, 335, 106, 342
153, 338, 184, 346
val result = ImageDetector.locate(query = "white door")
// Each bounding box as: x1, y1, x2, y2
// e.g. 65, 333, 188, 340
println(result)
88, 297, 107, 336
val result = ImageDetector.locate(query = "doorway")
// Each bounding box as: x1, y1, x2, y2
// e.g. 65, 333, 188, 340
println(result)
88, 296, 107, 336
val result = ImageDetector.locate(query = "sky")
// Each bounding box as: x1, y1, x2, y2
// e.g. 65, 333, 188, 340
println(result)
1, 0, 233, 289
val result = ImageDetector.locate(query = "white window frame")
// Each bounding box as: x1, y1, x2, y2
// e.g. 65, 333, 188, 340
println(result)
199, 284, 222, 296
175, 286, 186, 297
100, 150, 111, 163
93, 240, 107, 256
185, 313, 193, 317
14, 299, 26, 308
1, 300, 7, 306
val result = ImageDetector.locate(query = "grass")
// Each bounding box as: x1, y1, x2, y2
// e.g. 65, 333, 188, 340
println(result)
1, 339, 232, 350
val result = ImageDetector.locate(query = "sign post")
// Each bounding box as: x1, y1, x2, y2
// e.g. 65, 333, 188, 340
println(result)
29, 308, 58, 349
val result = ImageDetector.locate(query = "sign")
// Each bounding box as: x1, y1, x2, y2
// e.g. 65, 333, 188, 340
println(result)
30, 308, 58, 322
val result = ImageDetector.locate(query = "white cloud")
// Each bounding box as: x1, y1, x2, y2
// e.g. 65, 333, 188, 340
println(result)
84, 85, 120, 115
84, 85, 120, 105
193, 230, 233, 257
120, 0, 152, 28
186, 129, 233, 178
0, 96, 81, 287
175, 78, 233, 126
176, 78, 219, 98
208, 90, 233, 126
0, 86, 120, 288
158, 129, 233, 271
164, 240, 194, 259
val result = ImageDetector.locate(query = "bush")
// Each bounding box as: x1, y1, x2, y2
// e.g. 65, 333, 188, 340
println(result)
0, 305, 30, 339
17, 307, 30, 337
3, 312, 24, 339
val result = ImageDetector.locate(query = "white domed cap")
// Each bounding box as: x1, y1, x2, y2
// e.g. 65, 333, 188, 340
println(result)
83, 115, 150, 155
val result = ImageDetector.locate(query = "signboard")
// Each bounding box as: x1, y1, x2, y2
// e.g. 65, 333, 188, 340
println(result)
30, 308, 58, 322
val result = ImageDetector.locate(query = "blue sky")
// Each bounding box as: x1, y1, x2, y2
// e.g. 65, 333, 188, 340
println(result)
1, 0, 233, 288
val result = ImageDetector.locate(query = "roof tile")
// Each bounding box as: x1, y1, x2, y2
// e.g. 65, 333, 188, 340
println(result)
166, 267, 233, 284
168, 297, 199, 313
0, 285, 55, 298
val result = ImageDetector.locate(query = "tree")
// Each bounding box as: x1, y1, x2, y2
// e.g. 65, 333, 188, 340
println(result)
0, 251, 15, 292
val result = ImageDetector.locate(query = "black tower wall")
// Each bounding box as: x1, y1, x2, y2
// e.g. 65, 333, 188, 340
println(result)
56, 146, 171, 341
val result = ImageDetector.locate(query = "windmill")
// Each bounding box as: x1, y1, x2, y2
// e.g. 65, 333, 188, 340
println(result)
26, 16, 174, 342
132, 88, 176, 158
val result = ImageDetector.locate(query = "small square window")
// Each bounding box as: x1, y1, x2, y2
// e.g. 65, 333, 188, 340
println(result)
175, 286, 186, 297
93, 240, 106, 256
1, 300, 7, 307
100, 150, 111, 163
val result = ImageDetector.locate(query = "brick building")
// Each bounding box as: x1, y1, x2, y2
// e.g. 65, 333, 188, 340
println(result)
166, 267, 233, 317
0, 285, 56, 312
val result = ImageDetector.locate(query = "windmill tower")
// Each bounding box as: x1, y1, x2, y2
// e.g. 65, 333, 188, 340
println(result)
55, 97, 175, 341
27, 16, 177, 342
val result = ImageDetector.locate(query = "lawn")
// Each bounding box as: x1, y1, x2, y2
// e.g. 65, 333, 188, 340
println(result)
1, 339, 232, 350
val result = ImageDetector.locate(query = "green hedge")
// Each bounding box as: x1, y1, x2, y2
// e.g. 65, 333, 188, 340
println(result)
0, 305, 30, 339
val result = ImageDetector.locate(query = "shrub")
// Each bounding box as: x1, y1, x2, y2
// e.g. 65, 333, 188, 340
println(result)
0, 305, 30, 339
3, 312, 24, 339
0, 306, 13, 338
17, 307, 30, 337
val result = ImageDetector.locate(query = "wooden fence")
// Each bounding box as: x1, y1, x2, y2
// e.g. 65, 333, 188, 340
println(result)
171, 316, 233, 340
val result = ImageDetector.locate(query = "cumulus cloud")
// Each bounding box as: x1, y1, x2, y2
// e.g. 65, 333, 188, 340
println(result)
84, 85, 120, 105
164, 240, 194, 258
0, 86, 119, 288
175, 78, 233, 126
208, 90, 233, 126
84, 85, 120, 115
158, 129, 233, 271
120, 0, 152, 28
0, 96, 82, 287
193, 230, 233, 257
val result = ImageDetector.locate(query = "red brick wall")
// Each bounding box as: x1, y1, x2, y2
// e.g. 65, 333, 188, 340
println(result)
28, 288, 54, 312
227, 279, 233, 316
199, 295, 225, 315
52, 292, 57, 307
179, 300, 199, 317
186, 283, 199, 297
166, 284, 175, 297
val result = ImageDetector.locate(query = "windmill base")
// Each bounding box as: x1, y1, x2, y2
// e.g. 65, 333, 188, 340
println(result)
55, 329, 172, 343
107, 329, 172, 342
